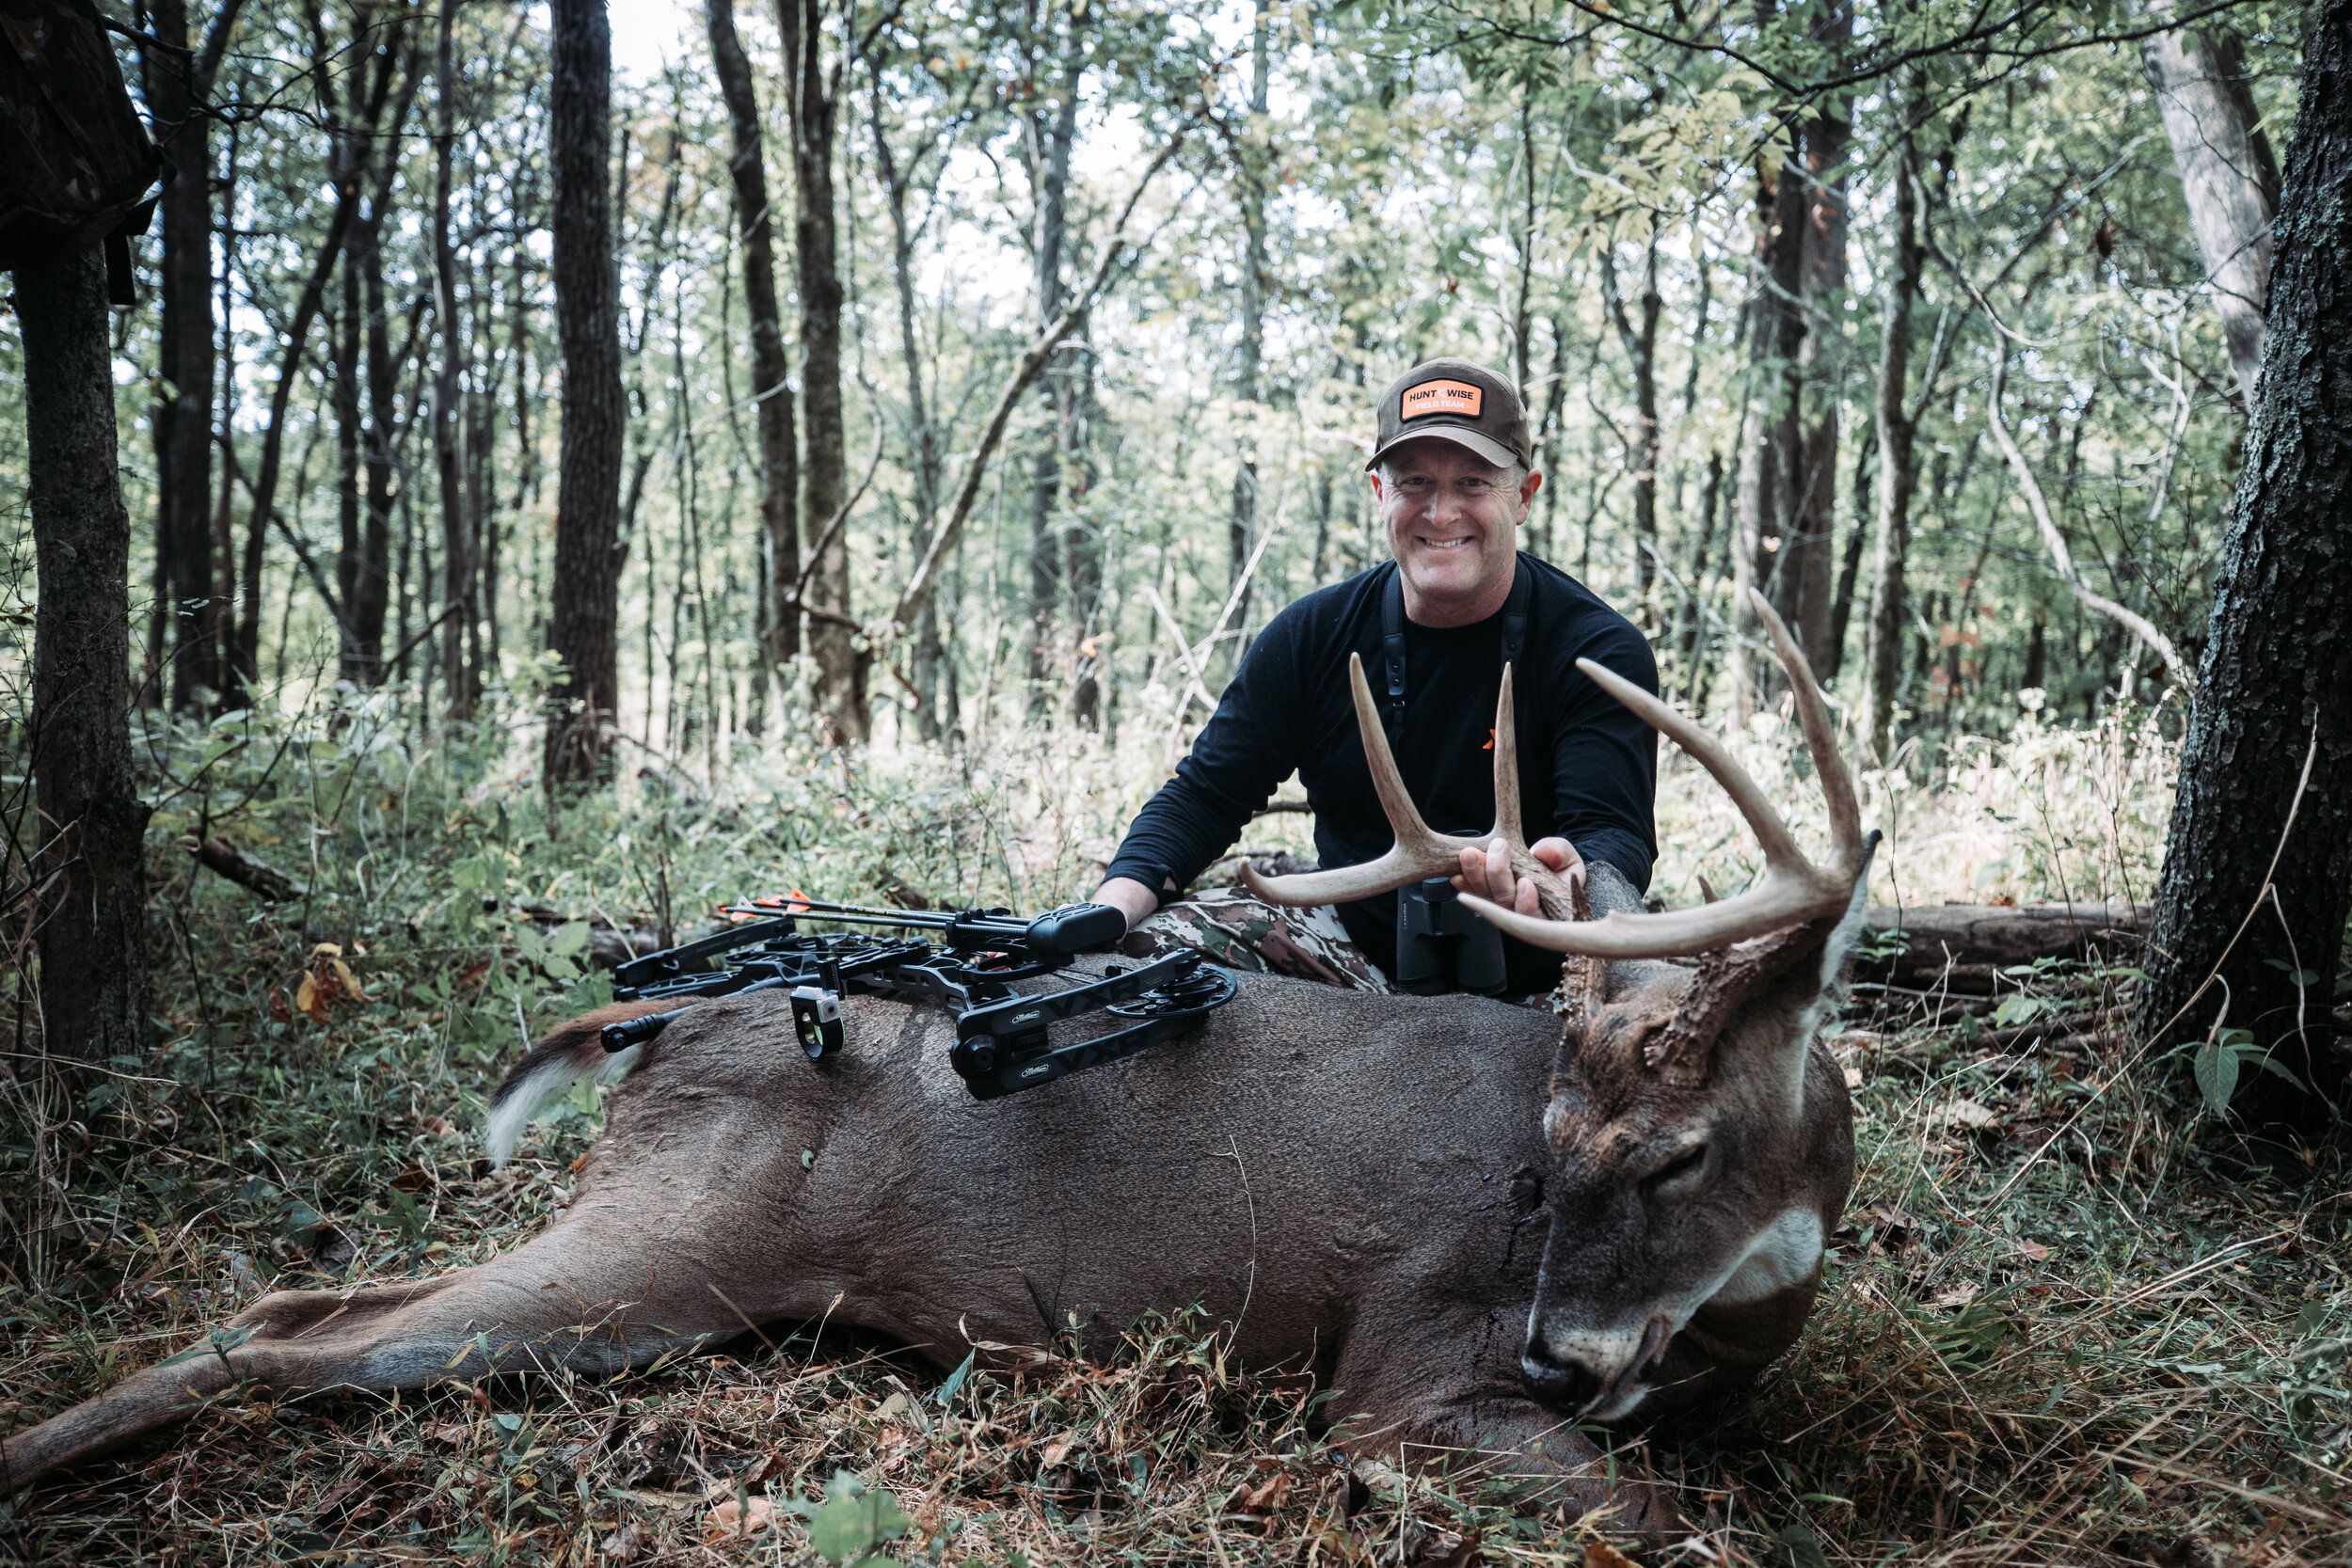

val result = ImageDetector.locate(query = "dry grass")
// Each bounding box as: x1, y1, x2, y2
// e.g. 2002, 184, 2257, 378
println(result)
1, 695, 2344, 1566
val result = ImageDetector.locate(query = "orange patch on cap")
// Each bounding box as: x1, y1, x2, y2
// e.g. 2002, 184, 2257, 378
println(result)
1401, 378, 1485, 420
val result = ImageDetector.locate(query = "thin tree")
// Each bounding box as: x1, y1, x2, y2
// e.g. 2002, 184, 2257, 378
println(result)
544, 0, 626, 783
2140, 0, 2352, 1138
141, 0, 248, 710
2139, 6, 2280, 410
781, 0, 862, 740
706, 0, 801, 721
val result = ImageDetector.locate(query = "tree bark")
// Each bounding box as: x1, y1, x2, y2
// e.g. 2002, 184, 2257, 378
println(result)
707, 0, 801, 704
544, 0, 626, 783
1865, 117, 1922, 763
2140, 0, 2352, 1137
2140, 9, 2280, 410
1783, 0, 1851, 673
1598, 235, 1661, 619
18, 245, 152, 1062
866, 47, 946, 738
781, 0, 862, 740
1226, 0, 1270, 668
1731, 132, 1806, 717
143, 0, 246, 712
432, 0, 477, 718
1020, 12, 1083, 705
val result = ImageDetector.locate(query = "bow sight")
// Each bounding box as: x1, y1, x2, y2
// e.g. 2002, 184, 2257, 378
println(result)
598, 896, 1236, 1101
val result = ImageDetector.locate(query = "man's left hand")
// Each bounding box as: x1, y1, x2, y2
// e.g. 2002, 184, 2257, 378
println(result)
1452, 835, 1582, 916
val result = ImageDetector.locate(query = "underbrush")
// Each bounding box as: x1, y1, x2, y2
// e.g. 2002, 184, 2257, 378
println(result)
0, 689, 2343, 1565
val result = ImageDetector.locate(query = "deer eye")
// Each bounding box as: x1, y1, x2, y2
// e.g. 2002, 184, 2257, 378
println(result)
1647, 1145, 1708, 1191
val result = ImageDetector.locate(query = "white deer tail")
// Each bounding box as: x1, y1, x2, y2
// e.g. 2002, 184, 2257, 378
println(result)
483, 1001, 678, 1167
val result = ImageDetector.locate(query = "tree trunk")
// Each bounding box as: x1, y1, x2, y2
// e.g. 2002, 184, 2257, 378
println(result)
1784, 1, 1851, 673
1866, 118, 1923, 762
1227, 0, 1270, 668
143, 0, 244, 712
1599, 235, 1661, 620
544, 0, 626, 783
2140, 9, 2280, 410
781, 0, 862, 741
1731, 131, 1806, 717
432, 0, 477, 719
18, 245, 151, 1062
866, 57, 947, 737
707, 0, 800, 707
2140, 0, 2352, 1138
1020, 18, 1083, 706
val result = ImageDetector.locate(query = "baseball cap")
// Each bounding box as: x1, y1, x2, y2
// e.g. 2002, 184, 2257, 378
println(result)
1366, 357, 1531, 472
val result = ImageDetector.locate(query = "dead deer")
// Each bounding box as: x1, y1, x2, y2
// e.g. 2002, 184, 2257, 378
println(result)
4, 593, 1871, 1538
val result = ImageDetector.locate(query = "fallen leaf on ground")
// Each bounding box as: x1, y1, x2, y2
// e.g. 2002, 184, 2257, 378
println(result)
1587, 1544, 1644, 1568
1940, 1098, 1999, 1130
702, 1497, 777, 1541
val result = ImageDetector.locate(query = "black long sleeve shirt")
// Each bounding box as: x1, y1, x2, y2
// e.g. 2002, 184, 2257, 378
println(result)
1105, 553, 1660, 993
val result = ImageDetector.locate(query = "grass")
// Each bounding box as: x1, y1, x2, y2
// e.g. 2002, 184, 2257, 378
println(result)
0, 687, 2345, 1565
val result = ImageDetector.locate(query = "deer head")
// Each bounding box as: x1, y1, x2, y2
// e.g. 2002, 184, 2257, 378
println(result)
1251, 590, 1874, 1422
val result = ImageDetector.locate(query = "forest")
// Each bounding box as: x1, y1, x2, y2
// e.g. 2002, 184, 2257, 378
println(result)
1, 0, 2348, 1560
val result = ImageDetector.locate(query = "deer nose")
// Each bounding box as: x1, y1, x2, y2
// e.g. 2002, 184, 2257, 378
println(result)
1519, 1338, 1605, 1412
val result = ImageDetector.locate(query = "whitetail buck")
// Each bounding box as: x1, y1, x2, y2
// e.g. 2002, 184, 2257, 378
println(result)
4, 594, 1872, 1537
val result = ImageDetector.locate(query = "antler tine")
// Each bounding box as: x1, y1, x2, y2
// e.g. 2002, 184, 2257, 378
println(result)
1745, 588, 1862, 867
1455, 597, 1865, 958
1490, 663, 1523, 845
1242, 654, 1452, 908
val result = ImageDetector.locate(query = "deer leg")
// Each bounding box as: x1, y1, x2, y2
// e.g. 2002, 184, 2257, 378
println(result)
2, 1196, 817, 1493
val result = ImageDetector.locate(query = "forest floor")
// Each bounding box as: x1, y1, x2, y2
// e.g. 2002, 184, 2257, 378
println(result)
0, 693, 2344, 1566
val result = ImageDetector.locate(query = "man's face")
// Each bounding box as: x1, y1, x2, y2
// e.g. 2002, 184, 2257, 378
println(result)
1373, 441, 1541, 619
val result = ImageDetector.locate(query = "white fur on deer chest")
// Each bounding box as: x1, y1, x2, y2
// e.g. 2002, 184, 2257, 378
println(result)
1705, 1207, 1824, 1308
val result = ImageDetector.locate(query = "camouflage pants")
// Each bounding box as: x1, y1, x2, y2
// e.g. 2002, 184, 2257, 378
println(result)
1120, 886, 1394, 993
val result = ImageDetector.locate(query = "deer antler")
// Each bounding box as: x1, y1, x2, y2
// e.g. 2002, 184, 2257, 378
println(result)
1461, 590, 1864, 958
1240, 655, 1577, 921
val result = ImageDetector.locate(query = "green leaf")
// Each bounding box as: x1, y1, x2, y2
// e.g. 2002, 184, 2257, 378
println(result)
1991, 993, 2051, 1027
549, 921, 590, 959
807, 1483, 911, 1563
494, 1412, 522, 1433
1773, 1521, 1832, 1568
2194, 1032, 2240, 1117
934, 1350, 975, 1407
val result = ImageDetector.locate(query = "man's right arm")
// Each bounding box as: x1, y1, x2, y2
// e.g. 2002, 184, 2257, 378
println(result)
1091, 611, 1305, 931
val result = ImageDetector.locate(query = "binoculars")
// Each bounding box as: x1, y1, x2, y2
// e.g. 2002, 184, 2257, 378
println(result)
1394, 877, 1508, 996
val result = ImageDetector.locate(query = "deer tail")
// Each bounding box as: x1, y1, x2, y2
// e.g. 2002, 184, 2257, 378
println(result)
483, 999, 678, 1167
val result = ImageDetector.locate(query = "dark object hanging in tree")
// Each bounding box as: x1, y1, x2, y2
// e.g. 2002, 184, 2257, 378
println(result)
599, 897, 1237, 1101
0, 0, 164, 300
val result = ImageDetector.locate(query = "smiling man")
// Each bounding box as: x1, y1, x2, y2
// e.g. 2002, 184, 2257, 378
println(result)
1092, 357, 1659, 997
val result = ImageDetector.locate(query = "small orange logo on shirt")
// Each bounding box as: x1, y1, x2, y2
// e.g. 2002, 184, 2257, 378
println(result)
1403, 379, 1485, 420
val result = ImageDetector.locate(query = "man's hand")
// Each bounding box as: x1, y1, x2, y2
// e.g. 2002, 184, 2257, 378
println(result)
1451, 836, 1582, 916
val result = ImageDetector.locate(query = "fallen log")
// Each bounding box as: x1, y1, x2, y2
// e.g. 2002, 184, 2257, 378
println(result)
1859, 902, 2151, 992
191, 837, 308, 902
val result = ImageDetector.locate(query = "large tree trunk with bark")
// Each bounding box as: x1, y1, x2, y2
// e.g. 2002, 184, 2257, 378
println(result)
2140, 9, 2280, 410
1020, 19, 1083, 708
707, 0, 800, 710
781, 0, 863, 741
544, 0, 626, 783
2139, 0, 2352, 1139
19, 245, 152, 1063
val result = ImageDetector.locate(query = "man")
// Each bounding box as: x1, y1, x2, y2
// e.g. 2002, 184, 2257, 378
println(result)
1092, 358, 1659, 997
